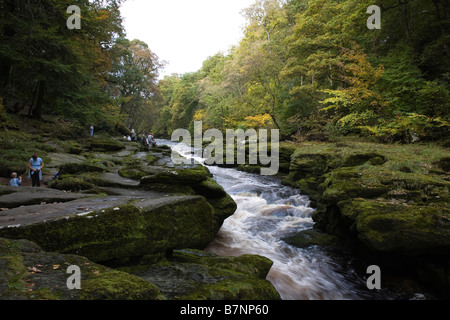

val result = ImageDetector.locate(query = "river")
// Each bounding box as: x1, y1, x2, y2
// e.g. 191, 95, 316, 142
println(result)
161, 139, 397, 300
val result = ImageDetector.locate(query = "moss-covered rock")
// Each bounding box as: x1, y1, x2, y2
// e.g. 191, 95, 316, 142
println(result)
140, 165, 212, 186
282, 229, 343, 249
82, 138, 125, 152
0, 196, 218, 264
319, 168, 391, 204
125, 250, 280, 300
338, 199, 450, 255
191, 177, 227, 199
0, 237, 161, 300
48, 177, 94, 192
118, 166, 148, 180
59, 162, 106, 175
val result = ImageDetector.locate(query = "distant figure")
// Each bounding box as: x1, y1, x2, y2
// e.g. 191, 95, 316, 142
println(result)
142, 133, 148, 147
90, 125, 94, 136
28, 154, 44, 187
131, 129, 137, 142
10, 172, 22, 187
148, 133, 156, 148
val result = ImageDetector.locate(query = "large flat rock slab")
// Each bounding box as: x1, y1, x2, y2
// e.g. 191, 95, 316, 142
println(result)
0, 186, 89, 209
0, 193, 217, 264
0, 238, 161, 300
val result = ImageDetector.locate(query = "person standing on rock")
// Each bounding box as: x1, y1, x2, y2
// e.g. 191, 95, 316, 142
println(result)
148, 132, 156, 148
90, 125, 94, 137
28, 154, 44, 187
142, 133, 148, 147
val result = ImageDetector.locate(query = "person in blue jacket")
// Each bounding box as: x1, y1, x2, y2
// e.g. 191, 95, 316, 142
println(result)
28, 154, 44, 187
10, 172, 22, 187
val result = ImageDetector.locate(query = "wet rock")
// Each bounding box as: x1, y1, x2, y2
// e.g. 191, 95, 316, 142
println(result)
124, 249, 280, 300
0, 187, 89, 209
282, 229, 342, 249
0, 237, 161, 300
0, 196, 217, 264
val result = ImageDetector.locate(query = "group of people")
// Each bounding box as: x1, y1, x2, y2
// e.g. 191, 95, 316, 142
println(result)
142, 131, 157, 148
8, 127, 156, 188
9, 154, 44, 187
124, 130, 157, 148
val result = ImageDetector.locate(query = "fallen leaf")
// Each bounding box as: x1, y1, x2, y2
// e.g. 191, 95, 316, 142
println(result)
28, 267, 42, 273
92, 270, 100, 276
52, 264, 60, 270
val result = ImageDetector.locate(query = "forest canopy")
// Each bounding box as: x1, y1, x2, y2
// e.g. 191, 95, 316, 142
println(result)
1, 0, 448, 143
154, 0, 449, 143
0, 0, 163, 133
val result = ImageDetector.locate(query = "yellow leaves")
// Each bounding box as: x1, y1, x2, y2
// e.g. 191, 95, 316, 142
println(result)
193, 109, 206, 122
96, 9, 111, 21
245, 113, 273, 128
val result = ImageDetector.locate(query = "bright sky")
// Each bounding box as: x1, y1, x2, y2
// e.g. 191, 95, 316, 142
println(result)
120, 0, 256, 79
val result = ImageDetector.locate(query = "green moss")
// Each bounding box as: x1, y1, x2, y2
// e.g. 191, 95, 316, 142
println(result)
183, 278, 280, 300
119, 166, 147, 180
129, 250, 280, 300
0, 239, 28, 297
192, 178, 227, 199
146, 154, 159, 165
338, 199, 450, 255
140, 165, 211, 185
79, 270, 161, 300
82, 138, 125, 152
206, 194, 237, 233
59, 162, 106, 175
282, 229, 342, 249
49, 177, 94, 192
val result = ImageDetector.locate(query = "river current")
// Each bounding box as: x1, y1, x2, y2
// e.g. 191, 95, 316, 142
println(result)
161, 139, 397, 300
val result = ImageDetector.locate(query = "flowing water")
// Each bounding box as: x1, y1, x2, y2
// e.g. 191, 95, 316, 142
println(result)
161, 140, 397, 300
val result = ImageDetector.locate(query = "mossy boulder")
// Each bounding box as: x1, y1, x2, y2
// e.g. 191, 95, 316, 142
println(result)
319, 168, 390, 204
0, 196, 218, 264
118, 166, 148, 180
282, 229, 342, 249
83, 138, 125, 152
67, 143, 84, 155
0, 237, 161, 300
337, 199, 450, 255
140, 165, 212, 186
191, 177, 227, 199
126, 249, 280, 300
59, 162, 106, 175
48, 176, 94, 192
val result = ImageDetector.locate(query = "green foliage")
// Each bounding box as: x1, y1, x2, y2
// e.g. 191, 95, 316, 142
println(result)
0, 0, 163, 135
150, 0, 449, 143
0, 97, 7, 126
360, 113, 450, 143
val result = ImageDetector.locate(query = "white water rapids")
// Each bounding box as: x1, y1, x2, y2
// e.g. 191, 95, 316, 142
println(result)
162, 140, 396, 300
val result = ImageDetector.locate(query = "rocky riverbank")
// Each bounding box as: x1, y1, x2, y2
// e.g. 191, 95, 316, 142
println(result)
280, 139, 450, 297
0, 134, 279, 300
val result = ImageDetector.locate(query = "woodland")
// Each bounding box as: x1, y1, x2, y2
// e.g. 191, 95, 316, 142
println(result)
0, 0, 448, 144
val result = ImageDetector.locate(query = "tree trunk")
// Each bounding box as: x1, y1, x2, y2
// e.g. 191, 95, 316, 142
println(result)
32, 80, 45, 119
